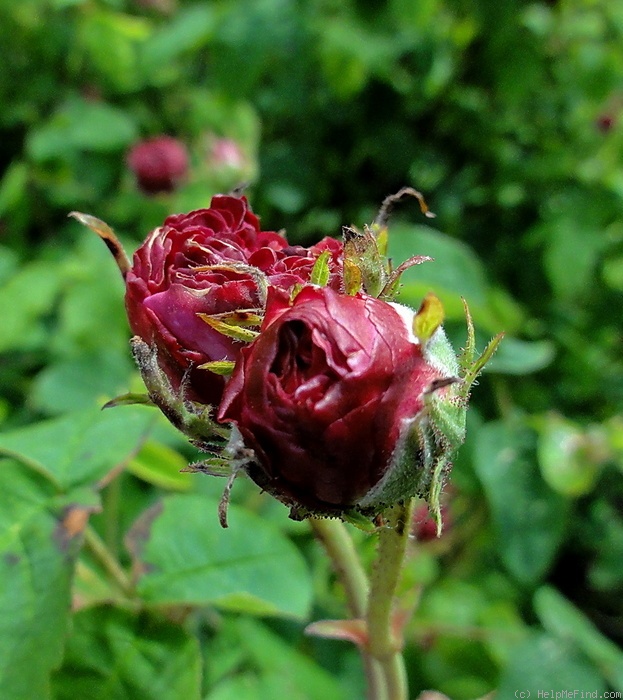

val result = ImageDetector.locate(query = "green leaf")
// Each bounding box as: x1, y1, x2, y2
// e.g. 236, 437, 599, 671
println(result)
0, 160, 28, 217
0, 462, 78, 700
27, 97, 138, 160
205, 617, 348, 700
537, 414, 603, 497
0, 261, 62, 353
51, 605, 202, 700
0, 246, 18, 287
140, 4, 218, 80
0, 406, 154, 491
126, 439, 192, 492
473, 421, 569, 585
128, 494, 313, 619
78, 10, 151, 93
496, 632, 606, 697
389, 223, 522, 333
534, 586, 623, 691
30, 351, 135, 415
485, 336, 555, 375
541, 216, 605, 300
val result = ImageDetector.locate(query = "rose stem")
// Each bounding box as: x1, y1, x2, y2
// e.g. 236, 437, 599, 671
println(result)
84, 525, 134, 597
366, 500, 414, 700
309, 518, 387, 700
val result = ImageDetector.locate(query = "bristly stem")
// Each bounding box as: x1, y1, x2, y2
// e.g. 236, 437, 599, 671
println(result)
366, 500, 414, 700
309, 518, 387, 700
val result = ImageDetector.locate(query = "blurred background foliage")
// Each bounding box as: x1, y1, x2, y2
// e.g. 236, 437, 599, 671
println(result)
1, 0, 622, 698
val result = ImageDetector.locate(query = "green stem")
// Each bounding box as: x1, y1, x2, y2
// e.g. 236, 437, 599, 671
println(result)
103, 474, 121, 553
310, 518, 368, 616
366, 500, 414, 700
84, 525, 134, 597
310, 518, 387, 700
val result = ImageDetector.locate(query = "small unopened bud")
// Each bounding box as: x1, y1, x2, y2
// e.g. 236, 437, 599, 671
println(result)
127, 136, 189, 195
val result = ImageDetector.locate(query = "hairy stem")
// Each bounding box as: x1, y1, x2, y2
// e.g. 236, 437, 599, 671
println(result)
310, 518, 387, 700
366, 501, 414, 700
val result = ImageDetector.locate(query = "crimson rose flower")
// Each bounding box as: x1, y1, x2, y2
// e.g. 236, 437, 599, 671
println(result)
218, 285, 457, 516
125, 195, 342, 406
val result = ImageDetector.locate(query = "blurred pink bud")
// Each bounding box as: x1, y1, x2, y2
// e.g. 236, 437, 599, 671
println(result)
209, 138, 247, 171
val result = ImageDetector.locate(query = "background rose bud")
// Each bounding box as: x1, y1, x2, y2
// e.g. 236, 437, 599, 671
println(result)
125, 195, 343, 407
208, 136, 247, 171
218, 285, 459, 517
127, 135, 189, 194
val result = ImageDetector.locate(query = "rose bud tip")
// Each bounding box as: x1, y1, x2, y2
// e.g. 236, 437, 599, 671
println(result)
69, 211, 131, 278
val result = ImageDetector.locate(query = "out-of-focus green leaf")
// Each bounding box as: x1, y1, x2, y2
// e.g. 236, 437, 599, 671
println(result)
51, 605, 202, 700
140, 4, 218, 81
127, 439, 192, 492
496, 632, 606, 696
585, 500, 623, 592
0, 462, 78, 700
474, 421, 569, 585
485, 336, 555, 375
602, 254, 623, 292
204, 674, 264, 700
78, 10, 151, 93
53, 233, 129, 355
0, 246, 18, 286
30, 351, 134, 415
0, 261, 62, 353
537, 414, 604, 496
389, 223, 522, 333
27, 97, 138, 160
128, 494, 312, 620
0, 160, 28, 217
534, 586, 623, 691
204, 617, 348, 700
0, 406, 154, 491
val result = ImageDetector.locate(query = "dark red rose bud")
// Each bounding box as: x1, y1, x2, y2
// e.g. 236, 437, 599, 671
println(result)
218, 285, 459, 518
125, 195, 343, 408
127, 136, 189, 194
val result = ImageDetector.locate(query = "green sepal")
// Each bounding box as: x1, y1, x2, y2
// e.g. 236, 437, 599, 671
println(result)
343, 259, 362, 295
69, 211, 131, 279
373, 186, 436, 229
197, 314, 260, 342
130, 336, 230, 448
355, 326, 464, 535
206, 309, 262, 327
343, 225, 388, 298
198, 360, 236, 376
379, 255, 433, 300
182, 457, 234, 478
290, 282, 304, 301
101, 392, 154, 409
458, 299, 504, 400
310, 250, 332, 287
413, 292, 445, 344
341, 510, 380, 533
